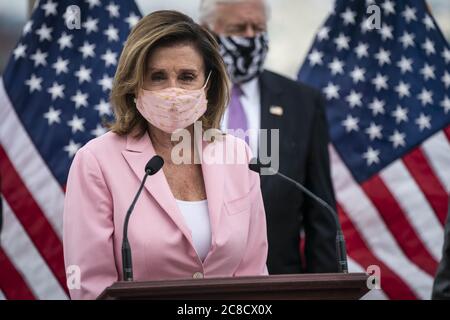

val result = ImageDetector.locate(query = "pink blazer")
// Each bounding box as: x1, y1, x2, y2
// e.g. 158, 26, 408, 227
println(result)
63, 131, 268, 299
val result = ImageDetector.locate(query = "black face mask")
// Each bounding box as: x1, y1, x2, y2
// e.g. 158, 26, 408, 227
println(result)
215, 32, 269, 84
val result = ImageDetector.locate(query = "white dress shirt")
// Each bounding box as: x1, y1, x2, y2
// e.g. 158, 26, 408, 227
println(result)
176, 199, 212, 262
221, 78, 261, 155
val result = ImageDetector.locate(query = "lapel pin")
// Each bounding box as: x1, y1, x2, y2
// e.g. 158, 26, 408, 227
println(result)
269, 105, 283, 116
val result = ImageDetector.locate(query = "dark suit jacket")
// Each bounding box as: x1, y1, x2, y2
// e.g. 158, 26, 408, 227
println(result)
258, 70, 338, 274
432, 198, 450, 299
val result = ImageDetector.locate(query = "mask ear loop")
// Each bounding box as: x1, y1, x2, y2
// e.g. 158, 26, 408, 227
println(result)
202, 71, 212, 89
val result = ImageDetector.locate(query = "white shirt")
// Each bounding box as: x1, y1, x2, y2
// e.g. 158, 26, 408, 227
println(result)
176, 199, 212, 262
221, 78, 261, 155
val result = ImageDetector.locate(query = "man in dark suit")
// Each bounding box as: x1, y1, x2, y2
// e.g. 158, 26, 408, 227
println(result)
432, 197, 450, 299
200, 0, 338, 273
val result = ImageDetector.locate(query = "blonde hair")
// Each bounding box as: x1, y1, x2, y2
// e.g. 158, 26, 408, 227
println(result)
109, 10, 230, 137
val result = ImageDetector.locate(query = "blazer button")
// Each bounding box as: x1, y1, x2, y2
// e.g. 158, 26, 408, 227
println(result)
193, 272, 204, 279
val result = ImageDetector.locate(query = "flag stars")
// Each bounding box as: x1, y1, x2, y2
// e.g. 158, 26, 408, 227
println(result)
423, 15, 435, 31
106, 2, 120, 18
52, 57, 69, 75
381, 0, 395, 15
369, 98, 386, 116
345, 90, 363, 108
419, 63, 435, 81
328, 58, 345, 75
57, 32, 73, 50
91, 124, 107, 137
64, 140, 81, 158
47, 82, 65, 100
415, 113, 431, 131
308, 49, 323, 66
82, 17, 99, 34
340, 8, 356, 25
95, 99, 112, 116
13, 43, 27, 60
372, 73, 389, 91
67, 115, 86, 133
399, 31, 415, 49
442, 48, 450, 64
395, 81, 411, 98
317, 26, 330, 42
98, 74, 113, 92
71, 90, 89, 109
43, 107, 61, 125
30, 49, 48, 67
350, 66, 366, 84
323, 82, 340, 100
91, 124, 107, 138
441, 96, 450, 114
75, 65, 92, 83
417, 89, 433, 106
342, 115, 359, 133
334, 33, 350, 51
391, 105, 408, 124
389, 130, 406, 149
365, 122, 383, 141
85, 0, 101, 9
397, 56, 413, 74
360, 18, 372, 34
101, 49, 118, 67
23, 21, 33, 35
125, 12, 140, 28
354, 42, 369, 59
374, 48, 391, 66
363, 147, 380, 166
402, 6, 417, 23
79, 41, 96, 59
442, 71, 450, 88
35, 23, 52, 42
422, 38, 436, 55
104, 24, 119, 42
42, 0, 58, 17
25, 74, 43, 93
378, 24, 393, 41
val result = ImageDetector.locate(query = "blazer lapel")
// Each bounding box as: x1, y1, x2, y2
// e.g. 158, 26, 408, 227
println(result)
197, 133, 225, 264
121, 133, 195, 249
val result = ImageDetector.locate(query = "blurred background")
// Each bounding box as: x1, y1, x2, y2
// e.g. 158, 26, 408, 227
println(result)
1, 0, 449, 79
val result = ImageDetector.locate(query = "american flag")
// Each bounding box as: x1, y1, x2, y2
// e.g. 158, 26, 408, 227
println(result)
298, 0, 450, 299
0, 0, 140, 299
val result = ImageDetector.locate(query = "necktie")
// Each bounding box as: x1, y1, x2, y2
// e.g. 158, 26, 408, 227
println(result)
227, 85, 248, 143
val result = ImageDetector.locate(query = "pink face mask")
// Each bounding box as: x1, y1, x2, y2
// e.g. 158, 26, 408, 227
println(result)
136, 72, 211, 134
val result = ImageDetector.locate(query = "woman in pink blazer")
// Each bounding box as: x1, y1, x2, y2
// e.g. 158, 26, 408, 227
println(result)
63, 10, 268, 300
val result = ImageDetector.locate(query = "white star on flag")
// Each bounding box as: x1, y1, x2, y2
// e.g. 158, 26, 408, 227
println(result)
52, 57, 69, 75
43, 106, 62, 125
323, 82, 340, 100
47, 82, 65, 100
25, 74, 43, 93
83, 17, 99, 34
70, 90, 89, 109
342, 115, 359, 132
362, 147, 380, 166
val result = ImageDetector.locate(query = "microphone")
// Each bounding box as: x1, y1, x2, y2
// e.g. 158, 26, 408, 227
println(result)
122, 155, 164, 281
249, 159, 348, 273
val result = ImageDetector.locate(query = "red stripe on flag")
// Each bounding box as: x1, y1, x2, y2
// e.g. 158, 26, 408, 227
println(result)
0, 146, 68, 295
402, 148, 449, 225
361, 176, 438, 276
444, 125, 450, 141
0, 247, 36, 300
338, 204, 417, 299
